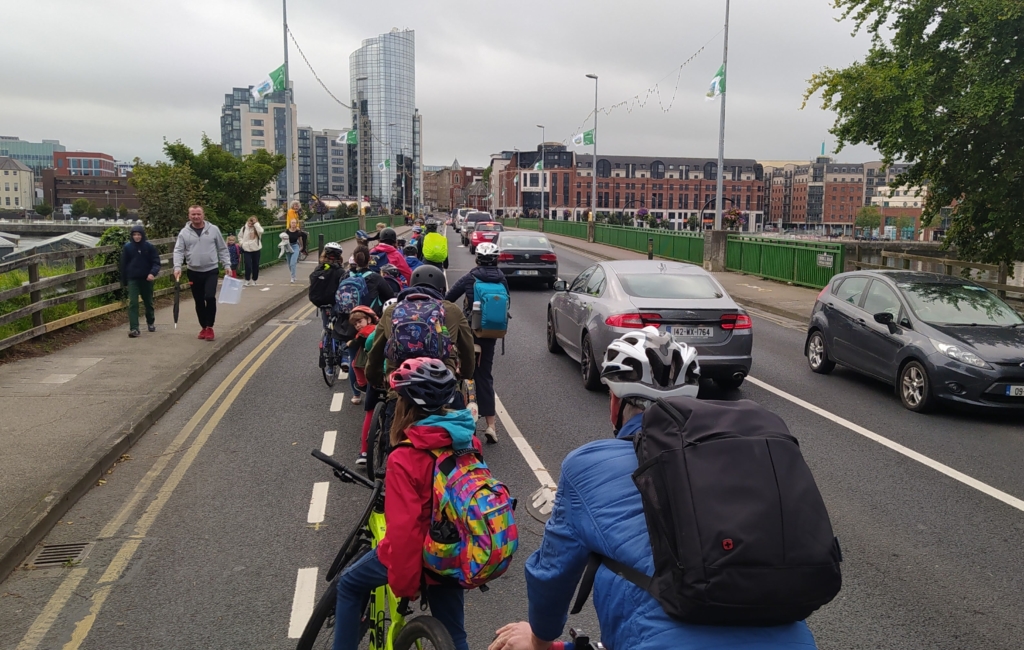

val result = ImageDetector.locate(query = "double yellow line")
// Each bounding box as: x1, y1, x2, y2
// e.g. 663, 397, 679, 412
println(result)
16, 302, 317, 650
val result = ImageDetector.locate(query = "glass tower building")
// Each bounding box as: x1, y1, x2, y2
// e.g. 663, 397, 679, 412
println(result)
350, 28, 419, 211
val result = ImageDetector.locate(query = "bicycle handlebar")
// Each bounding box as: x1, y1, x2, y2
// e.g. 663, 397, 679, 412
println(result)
311, 450, 376, 490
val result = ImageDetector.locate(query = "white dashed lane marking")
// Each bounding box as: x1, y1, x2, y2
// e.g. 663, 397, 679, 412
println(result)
329, 392, 345, 412
321, 430, 337, 456
287, 567, 319, 638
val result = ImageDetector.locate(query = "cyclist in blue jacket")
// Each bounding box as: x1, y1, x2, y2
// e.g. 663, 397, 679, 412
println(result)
489, 329, 818, 650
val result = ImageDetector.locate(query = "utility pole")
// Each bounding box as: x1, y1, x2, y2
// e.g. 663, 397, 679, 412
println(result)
355, 75, 367, 225
537, 125, 545, 219
282, 0, 294, 213
714, 0, 730, 231
586, 74, 598, 224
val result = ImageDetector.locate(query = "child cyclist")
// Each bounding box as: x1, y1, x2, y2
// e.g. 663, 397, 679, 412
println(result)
334, 358, 478, 650
348, 306, 380, 464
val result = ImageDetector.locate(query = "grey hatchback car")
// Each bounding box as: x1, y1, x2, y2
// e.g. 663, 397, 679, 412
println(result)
805, 271, 1024, 412
547, 260, 753, 390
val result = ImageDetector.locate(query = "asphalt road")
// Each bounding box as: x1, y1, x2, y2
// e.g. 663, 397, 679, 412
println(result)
2, 225, 1023, 649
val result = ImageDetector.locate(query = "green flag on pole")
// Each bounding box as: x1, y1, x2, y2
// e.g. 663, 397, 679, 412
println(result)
572, 129, 595, 147
532, 160, 544, 171
252, 63, 286, 101
378, 159, 391, 172
335, 130, 358, 145
706, 64, 726, 101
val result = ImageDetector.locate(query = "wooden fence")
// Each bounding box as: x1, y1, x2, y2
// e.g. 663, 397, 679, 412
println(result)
0, 237, 177, 352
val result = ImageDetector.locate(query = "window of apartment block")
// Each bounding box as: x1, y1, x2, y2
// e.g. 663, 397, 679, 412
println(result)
3, 183, 7, 191
530, 173, 539, 187
14, 198, 18, 206
251, 119, 263, 126
252, 139, 265, 147
576, 191, 581, 206
252, 129, 264, 136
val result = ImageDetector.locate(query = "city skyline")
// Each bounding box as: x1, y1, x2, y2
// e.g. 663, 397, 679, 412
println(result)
1, 1, 880, 169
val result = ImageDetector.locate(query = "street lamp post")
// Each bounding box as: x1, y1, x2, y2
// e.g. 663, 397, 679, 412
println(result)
586, 74, 598, 224
355, 75, 368, 222
536, 125, 545, 219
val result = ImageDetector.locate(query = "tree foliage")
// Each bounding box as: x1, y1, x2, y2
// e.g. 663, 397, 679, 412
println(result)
805, 0, 1024, 265
163, 135, 285, 234
855, 205, 882, 233
129, 159, 206, 238
101, 205, 117, 219
71, 198, 90, 217
34, 202, 53, 218
118, 204, 129, 218
86, 202, 100, 218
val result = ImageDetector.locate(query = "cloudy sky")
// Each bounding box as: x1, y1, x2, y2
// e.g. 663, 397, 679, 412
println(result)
2, 0, 881, 167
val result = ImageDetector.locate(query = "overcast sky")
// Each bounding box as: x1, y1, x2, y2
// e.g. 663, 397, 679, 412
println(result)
2, 0, 881, 168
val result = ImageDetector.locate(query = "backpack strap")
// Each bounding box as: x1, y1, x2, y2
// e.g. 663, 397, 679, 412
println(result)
570, 553, 655, 615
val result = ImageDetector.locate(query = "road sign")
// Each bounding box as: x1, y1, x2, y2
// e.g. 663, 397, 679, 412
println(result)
817, 253, 835, 268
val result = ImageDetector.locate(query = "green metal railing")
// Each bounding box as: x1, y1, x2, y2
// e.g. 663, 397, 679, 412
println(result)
517, 218, 541, 231
725, 236, 843, 288
543, 220, 588, 239
594, 225, 705, 265
256, 218, 362, 266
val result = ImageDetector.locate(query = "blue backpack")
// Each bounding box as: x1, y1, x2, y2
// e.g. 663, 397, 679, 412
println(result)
473, 280, 509, 339
335, 272, 369, 315
369, 248, 391, 273
385, 292, 453, 363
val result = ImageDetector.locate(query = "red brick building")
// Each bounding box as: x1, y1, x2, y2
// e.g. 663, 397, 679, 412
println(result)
53, 151, 117, 177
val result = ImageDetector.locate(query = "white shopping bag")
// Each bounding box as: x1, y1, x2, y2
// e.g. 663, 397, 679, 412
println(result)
218, 275, 244, 304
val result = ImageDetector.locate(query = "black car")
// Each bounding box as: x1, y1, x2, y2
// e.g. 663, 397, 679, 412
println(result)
496, 233, 558, 287
805, 271, 1024, 412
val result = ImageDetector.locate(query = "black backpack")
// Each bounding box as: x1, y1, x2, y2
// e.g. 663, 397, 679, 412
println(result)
308, 264, 345, 307
572, 397, 841, 627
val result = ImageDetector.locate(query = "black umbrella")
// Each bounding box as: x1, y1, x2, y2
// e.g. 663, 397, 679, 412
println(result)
173, 280, 181, 328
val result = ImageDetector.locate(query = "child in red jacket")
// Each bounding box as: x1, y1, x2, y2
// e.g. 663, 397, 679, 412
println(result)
334, 358, 477, 650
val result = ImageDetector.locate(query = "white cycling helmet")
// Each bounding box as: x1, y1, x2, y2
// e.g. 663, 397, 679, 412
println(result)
475, 242, 500, 265
323, 241, 343, 257
601, 326, 700, 401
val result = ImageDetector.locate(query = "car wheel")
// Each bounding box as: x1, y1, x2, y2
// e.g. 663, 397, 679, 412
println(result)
899, 360, 935, 413
581, 333, 602, 391
546, 309, 563, 354
469, 245, 475, 254
807, 331, 835, 374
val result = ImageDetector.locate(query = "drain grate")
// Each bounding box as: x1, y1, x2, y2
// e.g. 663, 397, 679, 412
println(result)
23, 542, 93, 568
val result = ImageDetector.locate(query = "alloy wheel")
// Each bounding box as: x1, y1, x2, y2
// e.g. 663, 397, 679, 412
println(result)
902, 364, 926, 407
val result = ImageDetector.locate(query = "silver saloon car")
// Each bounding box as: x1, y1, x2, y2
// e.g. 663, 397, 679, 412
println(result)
547, 260, 753, 390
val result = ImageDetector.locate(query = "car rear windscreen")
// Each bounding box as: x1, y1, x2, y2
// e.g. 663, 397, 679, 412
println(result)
499, 235, 550, 250
617, 273, 723, 299
899, 282, 1024, 326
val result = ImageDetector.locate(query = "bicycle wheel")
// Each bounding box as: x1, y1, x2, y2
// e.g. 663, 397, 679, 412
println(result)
320, 333, 337, 388
295, 548, 372, 650
370, 402, 391, 479
364, 399, 387, 479
393, 616, 456, 650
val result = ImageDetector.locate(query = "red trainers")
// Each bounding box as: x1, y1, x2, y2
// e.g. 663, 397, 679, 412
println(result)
197, 328, 207, 340
206, 327, 215, 341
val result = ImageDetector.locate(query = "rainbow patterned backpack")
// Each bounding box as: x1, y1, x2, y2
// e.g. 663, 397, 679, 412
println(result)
422, 448, 518, 589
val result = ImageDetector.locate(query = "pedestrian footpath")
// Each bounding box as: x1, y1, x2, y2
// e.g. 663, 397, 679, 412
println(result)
535, 230, 819, 322
0, 228, 405, 580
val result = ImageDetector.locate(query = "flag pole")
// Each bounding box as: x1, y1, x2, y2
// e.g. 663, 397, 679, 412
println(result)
588, 74, 599, 224
714, 0, 730, 231
282, 0, 294, 214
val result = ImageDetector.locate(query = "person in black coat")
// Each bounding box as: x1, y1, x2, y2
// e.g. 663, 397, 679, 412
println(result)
120, 224, 161, 337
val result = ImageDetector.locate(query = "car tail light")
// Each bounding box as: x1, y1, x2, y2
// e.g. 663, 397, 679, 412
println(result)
605, 312, 662, 329
721, 313, 752, 330
816, 286, 829, 302
540, 253, 557, 262
497, 253, 513, 261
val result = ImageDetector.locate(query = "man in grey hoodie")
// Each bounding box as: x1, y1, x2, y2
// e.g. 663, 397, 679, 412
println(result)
173, 205, 231, 341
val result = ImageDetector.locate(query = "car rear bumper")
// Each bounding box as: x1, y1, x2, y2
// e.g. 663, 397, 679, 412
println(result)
499, 264, 558, 279
695, 354, 753, 379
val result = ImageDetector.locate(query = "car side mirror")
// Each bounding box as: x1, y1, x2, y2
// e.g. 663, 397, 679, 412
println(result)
553, 280, 568, 292
873, 312, 894, 325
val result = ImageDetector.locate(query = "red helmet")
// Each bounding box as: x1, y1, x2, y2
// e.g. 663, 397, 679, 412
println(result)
349, 305, 377, 323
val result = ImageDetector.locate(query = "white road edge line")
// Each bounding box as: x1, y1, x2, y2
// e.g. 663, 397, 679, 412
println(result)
287, 567, 319, 639
746, 375, 1024, 513
307, 482, 330, 524
494, 394, 558, 499
329, 392, 345, 412
321, 430, 337, 456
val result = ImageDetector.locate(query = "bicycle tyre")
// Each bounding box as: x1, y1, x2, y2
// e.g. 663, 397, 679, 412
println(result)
364, 400, 387, 479
295, 548, 372, 650
393, 616, 456, 650
371, 408, 390, 480
321, 333, 337, 388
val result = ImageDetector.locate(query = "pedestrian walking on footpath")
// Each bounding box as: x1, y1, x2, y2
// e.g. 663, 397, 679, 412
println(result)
172, 205, 232, 341
225, 235, 242, 278
286, 219, 303, 283
120, 224, 161, 338
239, 215, 263, 286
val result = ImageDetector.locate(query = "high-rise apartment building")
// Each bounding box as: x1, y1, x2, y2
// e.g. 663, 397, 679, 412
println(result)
350, 28, 420, 212
220, 87, 298, 208
0, 136, 65, 180
297, 127, 351, 198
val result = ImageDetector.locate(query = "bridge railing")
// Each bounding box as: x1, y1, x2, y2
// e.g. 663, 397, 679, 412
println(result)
725, 235, 843, 289
594, 225, 706, 265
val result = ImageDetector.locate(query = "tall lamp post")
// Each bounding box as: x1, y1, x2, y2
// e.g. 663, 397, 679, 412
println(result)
713, 0, 731, 230
586, 74, 598, 223
355, 75, 368, 221
536, 125, 545, 219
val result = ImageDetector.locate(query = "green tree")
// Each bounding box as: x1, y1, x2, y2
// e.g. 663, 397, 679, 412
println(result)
101, 205, 117, 219
347, 202, 360, 218
118, 204, 129, 218
71, 198, 91, 217
86, 202, 100, 218
481, 167, 492, 185
34, 202, 53, 219
895, 216, 916, 240
855, 205, 882, 235
163, 135, 286, 234
805, 0, 1024, 265
129, 159, 206, 237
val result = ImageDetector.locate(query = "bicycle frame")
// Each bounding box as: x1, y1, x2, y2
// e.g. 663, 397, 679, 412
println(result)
365, 509, 411, 650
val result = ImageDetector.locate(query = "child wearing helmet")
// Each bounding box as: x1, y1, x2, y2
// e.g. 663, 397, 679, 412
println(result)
334, 358, 477, 650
